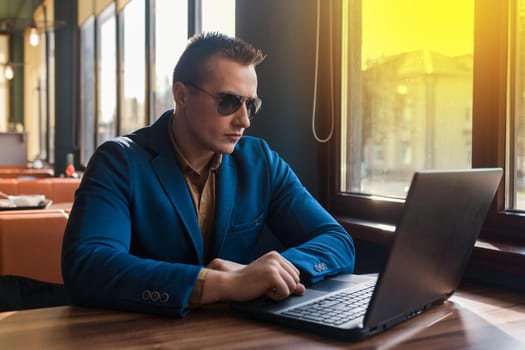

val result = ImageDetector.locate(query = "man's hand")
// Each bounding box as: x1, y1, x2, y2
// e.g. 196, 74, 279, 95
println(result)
206, 258, 245, 272
201, 251, 305, 304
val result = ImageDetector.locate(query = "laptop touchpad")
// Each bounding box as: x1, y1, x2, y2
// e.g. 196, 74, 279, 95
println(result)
309, 279, 353, 292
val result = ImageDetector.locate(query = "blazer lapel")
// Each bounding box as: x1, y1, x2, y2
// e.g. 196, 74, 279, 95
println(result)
209, 154, 237, 260
147, 113, 204, 264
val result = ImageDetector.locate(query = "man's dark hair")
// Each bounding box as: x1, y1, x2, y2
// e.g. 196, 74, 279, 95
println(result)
172, 32, 266, 86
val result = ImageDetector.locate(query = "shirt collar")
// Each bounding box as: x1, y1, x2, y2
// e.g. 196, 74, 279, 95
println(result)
169, 114, 222, 175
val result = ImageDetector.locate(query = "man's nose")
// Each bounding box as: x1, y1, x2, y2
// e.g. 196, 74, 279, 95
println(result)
233, 102, 251, 128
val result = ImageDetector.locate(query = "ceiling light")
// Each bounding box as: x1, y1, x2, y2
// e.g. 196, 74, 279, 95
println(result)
29, 23, 39, 46
4, 64, 14, 80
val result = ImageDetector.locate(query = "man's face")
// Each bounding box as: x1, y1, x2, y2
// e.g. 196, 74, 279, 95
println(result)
182, 55, 259, 155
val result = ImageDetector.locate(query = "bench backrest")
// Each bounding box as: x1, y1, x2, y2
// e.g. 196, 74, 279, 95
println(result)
0, 211, 69, 284
0, 178, 80, 204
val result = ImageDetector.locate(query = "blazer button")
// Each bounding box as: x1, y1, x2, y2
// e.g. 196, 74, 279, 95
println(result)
151, 291, 161, 302
314, 262, 328, 272
160, 292, 170, 303
142, 290, 152, 301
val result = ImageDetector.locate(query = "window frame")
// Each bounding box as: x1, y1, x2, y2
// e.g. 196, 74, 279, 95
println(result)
319, 0, 525, 272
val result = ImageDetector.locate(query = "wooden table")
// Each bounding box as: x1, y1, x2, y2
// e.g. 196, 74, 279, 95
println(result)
1, 283, 524, 349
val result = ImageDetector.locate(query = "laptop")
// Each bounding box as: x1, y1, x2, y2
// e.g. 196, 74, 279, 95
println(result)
232, 168, 503, 340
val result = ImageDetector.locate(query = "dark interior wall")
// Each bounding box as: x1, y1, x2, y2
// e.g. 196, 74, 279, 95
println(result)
236, 0, 320, 197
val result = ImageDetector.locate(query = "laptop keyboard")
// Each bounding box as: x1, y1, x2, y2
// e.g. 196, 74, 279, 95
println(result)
281, 284, 374, 326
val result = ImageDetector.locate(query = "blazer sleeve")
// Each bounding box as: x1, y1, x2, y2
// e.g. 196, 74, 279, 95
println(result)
61, 139, 200, 317
258, 140, 356, 284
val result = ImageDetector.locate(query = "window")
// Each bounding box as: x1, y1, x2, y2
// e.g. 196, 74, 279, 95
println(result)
201, 0, 236, 35
342, 0, 473, 198
509, 0, 525, 210
119, 0, 146, 134
152, 0, 188, 118
151, 0, 235, 119
78, 0, 236, 164
0, 35, 8, 131
96, 3, 117, 146
79, 16, 95, 165
46, 30, 56, 165
324, 0, 525, 246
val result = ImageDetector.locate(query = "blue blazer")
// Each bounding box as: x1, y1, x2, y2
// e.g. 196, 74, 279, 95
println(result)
62, 111, 355, 317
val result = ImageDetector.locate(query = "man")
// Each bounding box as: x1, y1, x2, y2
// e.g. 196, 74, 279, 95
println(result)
62, 32, 355, 317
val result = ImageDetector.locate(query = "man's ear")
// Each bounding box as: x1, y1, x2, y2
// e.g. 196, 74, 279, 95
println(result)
172, 81, 187, 107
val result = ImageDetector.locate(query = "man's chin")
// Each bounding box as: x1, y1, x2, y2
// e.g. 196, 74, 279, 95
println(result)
215, 144, 237, 155
221, 147, 236, 154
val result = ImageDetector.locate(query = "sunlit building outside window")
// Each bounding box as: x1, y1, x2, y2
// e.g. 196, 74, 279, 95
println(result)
341, 0, 473, 198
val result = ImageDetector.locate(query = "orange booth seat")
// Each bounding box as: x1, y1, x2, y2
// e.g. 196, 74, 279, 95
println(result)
0, 164, 32, 169
0, 177, 80, 205
0, 168, 54, 178
0, 210, 69, 284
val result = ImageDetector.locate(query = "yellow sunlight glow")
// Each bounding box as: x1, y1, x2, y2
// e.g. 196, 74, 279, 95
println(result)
362, 0, 474, 66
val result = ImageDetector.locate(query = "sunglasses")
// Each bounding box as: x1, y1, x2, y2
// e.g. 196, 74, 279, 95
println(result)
183, 82, 262, 120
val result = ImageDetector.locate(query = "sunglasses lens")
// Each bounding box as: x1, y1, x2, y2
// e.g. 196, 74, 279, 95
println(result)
186, 82, 262, 118
246, 99, 262, 118
217, 94, 262, 119
218, 95, 243, 116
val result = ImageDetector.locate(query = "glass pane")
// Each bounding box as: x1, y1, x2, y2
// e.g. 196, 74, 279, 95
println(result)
120, 0, 146, 135
97, 4, 117, 146
80, 17, 96, 165
342, 0, 474, 198
201, 0, 236, 36
47, 32, 55, 164
0, 35, 8, 131
23, 8, 47, 162
511, 0, 525, 210
153, 0, 187, 118
27, 6, 51, 163
38, 30, 48, 160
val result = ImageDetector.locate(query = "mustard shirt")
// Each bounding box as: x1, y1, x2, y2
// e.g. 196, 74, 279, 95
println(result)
169, 115, 222, 306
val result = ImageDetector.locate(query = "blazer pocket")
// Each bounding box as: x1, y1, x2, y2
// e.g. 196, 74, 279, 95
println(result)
222, 212, 266, 262
230, 211, 265, 233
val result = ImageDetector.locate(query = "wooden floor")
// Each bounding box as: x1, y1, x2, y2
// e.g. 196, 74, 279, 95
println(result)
0, 283, 524, 349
